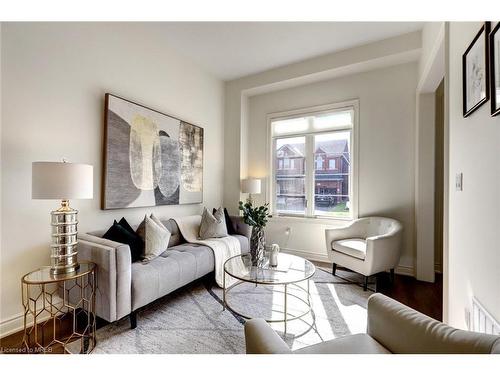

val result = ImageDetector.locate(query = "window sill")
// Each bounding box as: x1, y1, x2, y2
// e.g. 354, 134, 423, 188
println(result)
268, 214, 354, 226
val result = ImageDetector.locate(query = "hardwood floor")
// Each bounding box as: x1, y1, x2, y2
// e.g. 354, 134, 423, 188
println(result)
377, 270, 443, 321
1, 267, 443, 353
314, 261, 443, 321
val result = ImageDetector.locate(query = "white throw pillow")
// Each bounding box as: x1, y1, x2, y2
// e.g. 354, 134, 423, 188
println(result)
137, 214, 171, 261
198, 207, 228, 239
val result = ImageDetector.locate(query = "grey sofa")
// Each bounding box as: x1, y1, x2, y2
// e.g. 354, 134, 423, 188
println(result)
245, 293, 500, 354
78, 216, 250, 328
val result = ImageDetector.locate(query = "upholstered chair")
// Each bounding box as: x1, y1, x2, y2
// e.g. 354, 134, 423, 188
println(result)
324, 217, 403, 290
245, 293, 500, 354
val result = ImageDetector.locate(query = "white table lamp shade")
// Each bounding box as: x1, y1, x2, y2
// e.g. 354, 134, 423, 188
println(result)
32, 162, 93, 200
241, 178, 261, 194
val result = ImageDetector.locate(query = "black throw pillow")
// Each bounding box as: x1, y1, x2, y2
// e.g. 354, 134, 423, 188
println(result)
103, 220, 144, 263
118, 217, 135, 234
119, 217, 145, 254
213, 207, 236, 235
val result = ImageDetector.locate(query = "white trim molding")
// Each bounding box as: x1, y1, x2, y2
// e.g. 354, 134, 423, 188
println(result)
0, 295, 63, 339
0, 313, 26, 339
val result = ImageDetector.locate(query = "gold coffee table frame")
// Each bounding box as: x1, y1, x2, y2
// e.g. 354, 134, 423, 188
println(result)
21, 262, 96, 354
223, 254, 315, 334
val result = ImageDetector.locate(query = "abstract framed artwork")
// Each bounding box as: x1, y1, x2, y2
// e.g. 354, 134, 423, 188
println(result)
463, 22, 490, 117
102, 94, 203, 209
489, 22, 500, 116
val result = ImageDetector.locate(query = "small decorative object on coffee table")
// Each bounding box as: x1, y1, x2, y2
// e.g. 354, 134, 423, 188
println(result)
269, 244, 280, 267
238, 200, 269, 266
21, 262, 96, 354
223, 253, 315, 334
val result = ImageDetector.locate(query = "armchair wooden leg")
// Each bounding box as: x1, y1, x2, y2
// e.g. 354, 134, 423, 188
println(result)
332, 263, 337, 276
363, 276, 368, 291
130, 311, 137, 329
390, 268, 395, 284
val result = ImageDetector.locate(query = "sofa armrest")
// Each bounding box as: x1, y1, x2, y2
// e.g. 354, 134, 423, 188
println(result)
244, 319, 292, 354
78, 233, 132, 322
230, 215, 251, 239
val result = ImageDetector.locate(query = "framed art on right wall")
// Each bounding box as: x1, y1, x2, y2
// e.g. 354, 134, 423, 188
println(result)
463, 22, 490, 117
490, 22, 500, 116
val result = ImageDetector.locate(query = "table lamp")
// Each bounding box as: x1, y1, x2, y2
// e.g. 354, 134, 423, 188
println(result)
32, 161, 93, 275
241, 178, 261, 204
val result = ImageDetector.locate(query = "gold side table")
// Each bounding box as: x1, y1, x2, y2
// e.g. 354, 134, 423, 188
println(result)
21, 262, 96, 354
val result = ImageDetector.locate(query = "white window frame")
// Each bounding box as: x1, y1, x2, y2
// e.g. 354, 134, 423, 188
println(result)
328, 159, 336, 170
266, 99, 359, 221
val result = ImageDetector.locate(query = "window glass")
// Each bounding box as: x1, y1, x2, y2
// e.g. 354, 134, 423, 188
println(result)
314, 132, 351, 217
313, 110, 352, 130
272, 117, 309, 136
270, 104, 355, 219
275, 137, 306, 214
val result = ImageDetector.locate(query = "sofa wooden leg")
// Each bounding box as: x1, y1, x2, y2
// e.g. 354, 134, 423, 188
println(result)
332, 263, 337, 276
390, 268, 395, 284
363, 276, 368, 291
130, 311, 137, 329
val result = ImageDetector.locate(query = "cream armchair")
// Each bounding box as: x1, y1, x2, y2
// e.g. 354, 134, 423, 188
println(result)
325, 217, 403, 290
245, 293, 500, 354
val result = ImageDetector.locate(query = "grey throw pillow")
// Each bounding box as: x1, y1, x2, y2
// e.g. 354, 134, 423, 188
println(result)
136, 214, 171, 261
199, 207, 228, 239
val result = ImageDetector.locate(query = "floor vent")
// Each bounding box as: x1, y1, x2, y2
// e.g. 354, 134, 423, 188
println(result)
471, 297, 500, 335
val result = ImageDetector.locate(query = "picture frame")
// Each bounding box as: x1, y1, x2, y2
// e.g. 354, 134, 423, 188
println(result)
462, 22, 490, 117
102, 93, 204, 210
489, 22, 500, 116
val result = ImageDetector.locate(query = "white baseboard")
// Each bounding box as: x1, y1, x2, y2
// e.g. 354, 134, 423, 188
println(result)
280, 247, 415, 276
0, 296, 63, 339
394, 265, 415, 277
0, 312, 26, 339
280, 247, 331, 263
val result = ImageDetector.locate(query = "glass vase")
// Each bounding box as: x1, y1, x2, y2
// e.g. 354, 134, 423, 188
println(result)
250, 226, 265, 266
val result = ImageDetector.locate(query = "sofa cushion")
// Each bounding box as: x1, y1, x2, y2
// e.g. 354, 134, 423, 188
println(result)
199, 207, 228, 239
165, 243, 215, 278
294, 333, 390, 354
103, 220, 143, 262
332, 238, 366, 260
131, 249, 200, 310
137, 215, 171, 261
161, 219, 185, 248
130, 235, 250, 311
213, 207, 237, 235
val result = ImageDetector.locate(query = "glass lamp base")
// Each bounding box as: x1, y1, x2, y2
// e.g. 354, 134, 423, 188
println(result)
50, 200, 80, 276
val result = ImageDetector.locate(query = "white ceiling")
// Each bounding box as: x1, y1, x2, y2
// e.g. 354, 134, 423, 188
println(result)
159, 22, 424, 81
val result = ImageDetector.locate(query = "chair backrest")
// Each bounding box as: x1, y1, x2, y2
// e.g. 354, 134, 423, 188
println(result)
367, 293, 500, 354
364, 217, 402, 238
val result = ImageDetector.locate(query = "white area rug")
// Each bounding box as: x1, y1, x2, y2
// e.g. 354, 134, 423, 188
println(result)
91, 267, 374, 353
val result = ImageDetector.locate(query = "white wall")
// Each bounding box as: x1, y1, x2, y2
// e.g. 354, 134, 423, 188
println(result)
447, 22, 500, 328
224, 32, 422, 214
247, 63, 417, 269
0, 23, 224, 336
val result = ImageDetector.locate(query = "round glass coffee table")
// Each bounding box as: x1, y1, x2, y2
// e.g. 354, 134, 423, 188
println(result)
223, 253, 315, 334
